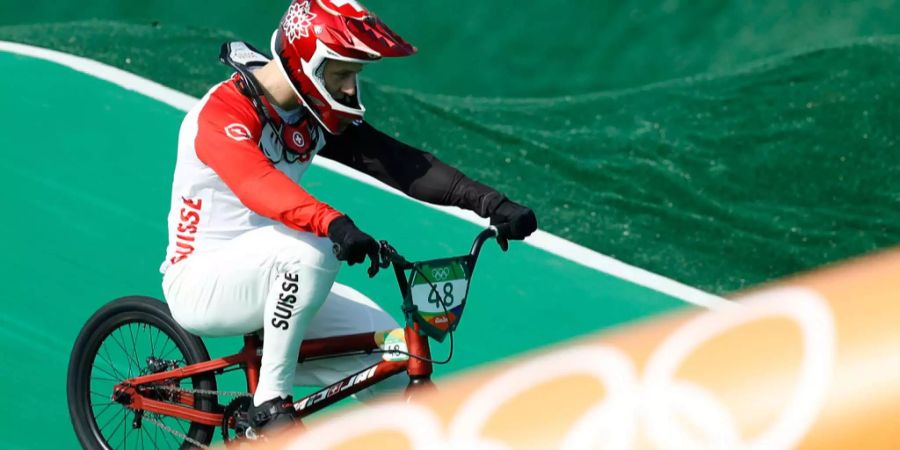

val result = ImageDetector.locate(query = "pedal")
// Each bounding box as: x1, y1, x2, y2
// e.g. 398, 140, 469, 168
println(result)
222, 397, 256, 446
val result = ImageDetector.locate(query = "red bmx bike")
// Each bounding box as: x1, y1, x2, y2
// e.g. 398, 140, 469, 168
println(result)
67, 228, 505, 449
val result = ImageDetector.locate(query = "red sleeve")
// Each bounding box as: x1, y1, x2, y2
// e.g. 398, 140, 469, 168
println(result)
193, 83, 343, 237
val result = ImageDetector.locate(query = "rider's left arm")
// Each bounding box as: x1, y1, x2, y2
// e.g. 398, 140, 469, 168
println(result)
319, 121, 506, 218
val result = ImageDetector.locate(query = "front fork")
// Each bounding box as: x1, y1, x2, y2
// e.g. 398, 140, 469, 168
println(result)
406, 376, 437, 400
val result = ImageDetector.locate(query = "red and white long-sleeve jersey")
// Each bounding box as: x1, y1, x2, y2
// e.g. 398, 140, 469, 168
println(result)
160, 78, 343, 273
160, 56, 507, 274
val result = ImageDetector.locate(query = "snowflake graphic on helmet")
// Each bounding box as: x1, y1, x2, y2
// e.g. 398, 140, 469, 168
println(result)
282, 1, 317, 43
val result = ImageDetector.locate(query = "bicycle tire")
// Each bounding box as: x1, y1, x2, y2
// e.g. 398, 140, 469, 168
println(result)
67, 296, 218, 449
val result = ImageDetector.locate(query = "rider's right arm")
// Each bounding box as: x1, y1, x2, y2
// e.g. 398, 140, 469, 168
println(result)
191, 87, 343, 237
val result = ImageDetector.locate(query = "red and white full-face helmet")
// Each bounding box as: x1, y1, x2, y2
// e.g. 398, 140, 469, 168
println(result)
271, 0, 416, 134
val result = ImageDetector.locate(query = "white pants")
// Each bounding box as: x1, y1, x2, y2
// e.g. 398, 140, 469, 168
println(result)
162, 225, 407, 405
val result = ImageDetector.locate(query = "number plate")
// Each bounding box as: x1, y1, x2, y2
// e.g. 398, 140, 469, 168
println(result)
405, 257, 471, 342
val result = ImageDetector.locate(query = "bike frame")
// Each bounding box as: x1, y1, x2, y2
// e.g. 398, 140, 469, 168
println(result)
113, 323, 433, 427
111, 228, 498, 432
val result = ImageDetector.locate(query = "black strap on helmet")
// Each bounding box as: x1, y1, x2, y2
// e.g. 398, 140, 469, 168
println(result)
218, 41, 310, 163
218, 41, 281, 128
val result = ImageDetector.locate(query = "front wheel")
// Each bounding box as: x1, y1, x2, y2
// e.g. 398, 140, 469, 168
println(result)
67, 296, 218, 449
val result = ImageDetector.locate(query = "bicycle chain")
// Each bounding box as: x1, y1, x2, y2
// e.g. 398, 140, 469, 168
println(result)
136, 385, 252, 449
148, 384, 253, 399
142, 414, 210, 449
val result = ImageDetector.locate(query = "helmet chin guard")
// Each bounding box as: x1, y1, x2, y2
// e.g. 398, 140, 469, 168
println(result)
271, 0, 416, 134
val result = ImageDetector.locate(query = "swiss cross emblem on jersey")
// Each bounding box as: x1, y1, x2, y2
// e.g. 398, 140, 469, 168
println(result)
282, 1, 317, 42
291, 130, 305, 148
281, 121, 314, 163
259, 117, 318, 165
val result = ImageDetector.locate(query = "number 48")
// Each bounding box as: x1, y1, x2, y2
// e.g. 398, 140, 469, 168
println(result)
428, 282, 455, 307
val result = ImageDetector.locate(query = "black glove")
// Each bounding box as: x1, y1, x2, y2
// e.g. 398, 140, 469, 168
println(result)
490, 199, 538, 240
327, 216, 380, 273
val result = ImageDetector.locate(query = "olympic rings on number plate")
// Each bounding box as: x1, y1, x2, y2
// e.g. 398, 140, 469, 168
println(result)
431, 267, 451, 281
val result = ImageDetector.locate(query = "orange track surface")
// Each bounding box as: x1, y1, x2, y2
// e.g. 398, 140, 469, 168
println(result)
256, 248, 900, 449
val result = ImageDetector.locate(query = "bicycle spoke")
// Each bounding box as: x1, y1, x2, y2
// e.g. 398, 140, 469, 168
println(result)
117, 327, 143, 375
148, 323, 157, 359
153, 424, 168, 450
91, 401, 118, 415
110, 329, 139, 377
142, 427, 152, 449
91, 375, 119, 383
130, 323, 150, 374
94, 348, 120, 377
168, 432, 181, 448
91, 401, 117, 422
169, 413, 191, 442
162, 344, 180, 360
122, 410, 127, 450
91, 389, 111, 399
91, 364, 122, 383
119, 327, 144, 376
96, 344, 127, 381
158, 417, 180, 448
130, 416, 140, 450
152, 326, 163, 358
101, 408, 125, 444
97, 403, 123, 434
109, 330, 131, 366
177, 417, 188, 435
146, 420, 161, 450
84, 315, 209, 450
128, 324, 141, 373
163, 414, 183, 433
91, 402, 118, 416
103, 343, 128, 380
158, 332, 172, 359
163, 427, 174, 449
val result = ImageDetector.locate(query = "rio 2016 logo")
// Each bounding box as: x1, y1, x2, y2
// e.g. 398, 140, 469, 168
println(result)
286, 287, 836, 450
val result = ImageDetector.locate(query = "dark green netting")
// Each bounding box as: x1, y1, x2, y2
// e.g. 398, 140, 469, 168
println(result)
4, 20, 898, 292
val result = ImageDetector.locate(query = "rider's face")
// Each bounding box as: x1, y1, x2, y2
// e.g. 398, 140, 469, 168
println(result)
322, 59, 363, 106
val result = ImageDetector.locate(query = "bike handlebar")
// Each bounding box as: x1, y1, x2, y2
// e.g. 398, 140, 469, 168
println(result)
469, 227, 504, 263
374, 226, 504, 275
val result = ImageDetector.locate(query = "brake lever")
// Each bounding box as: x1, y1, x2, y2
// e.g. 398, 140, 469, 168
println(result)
366, 241, 395, 278
493, 224, 511, 252
377, 240, 395, 268
367, 257, 379, 278
497, 236, 509, 252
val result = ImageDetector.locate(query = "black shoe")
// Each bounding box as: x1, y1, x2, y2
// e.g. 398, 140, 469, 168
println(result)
248, 396, 300, 436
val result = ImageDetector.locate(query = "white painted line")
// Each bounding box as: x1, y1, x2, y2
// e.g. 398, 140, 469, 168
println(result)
0, 41, 197, 112
0, 40, 734, 310
315, 158, 734, 311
